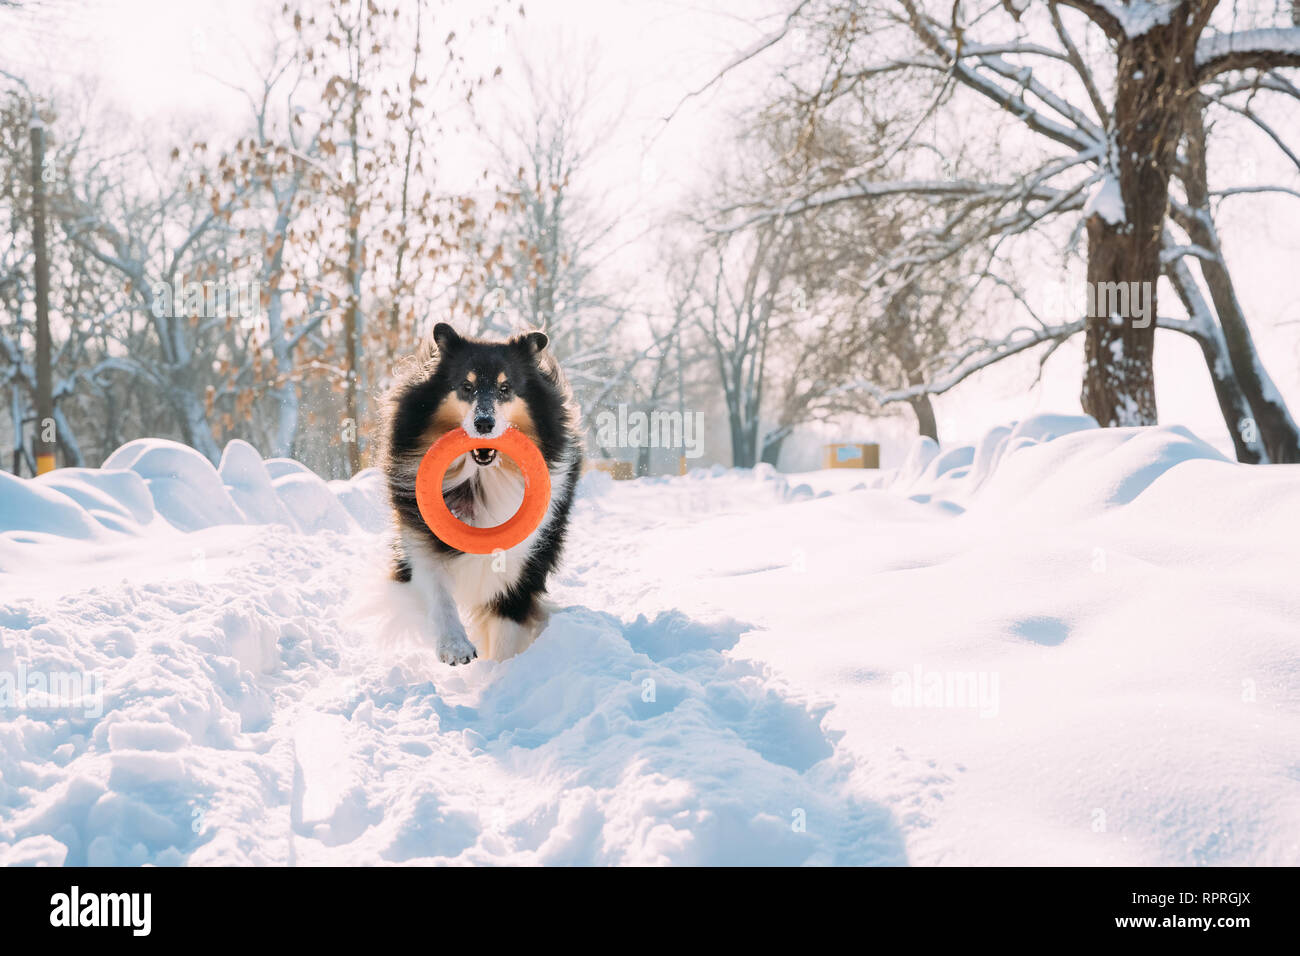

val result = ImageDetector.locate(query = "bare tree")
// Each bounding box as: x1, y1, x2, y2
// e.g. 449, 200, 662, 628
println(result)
691, 222, 798, 467
2, 0, 516, 471
482, 54, 631, 412
697, 0, 1300, 459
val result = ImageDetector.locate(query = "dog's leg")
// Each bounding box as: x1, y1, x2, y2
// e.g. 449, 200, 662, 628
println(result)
403, 534, 477, 665
429, 577, 478, 666
475, 601, 550, 662
483, 616, 539, 661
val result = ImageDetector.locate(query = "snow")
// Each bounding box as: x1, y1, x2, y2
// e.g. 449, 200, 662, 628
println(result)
1, 417, 1298, 865
218, 440, 295, 527
1197, 27, 1300, 70
1095, 1, 1178, 39
271, 472, 357, 535
105, 440, 246, 532
0, 472, 107, 542
1084, 173, 1126, 226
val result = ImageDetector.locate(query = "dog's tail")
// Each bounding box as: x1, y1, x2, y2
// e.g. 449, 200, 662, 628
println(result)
342, 548, 430, 651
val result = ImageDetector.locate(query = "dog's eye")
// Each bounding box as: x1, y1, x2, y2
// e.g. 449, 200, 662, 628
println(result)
458, 381, 474, 398
497, 382, 511, 399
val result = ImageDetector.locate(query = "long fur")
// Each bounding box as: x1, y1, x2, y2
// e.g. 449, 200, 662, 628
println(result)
376, 323, 583, 663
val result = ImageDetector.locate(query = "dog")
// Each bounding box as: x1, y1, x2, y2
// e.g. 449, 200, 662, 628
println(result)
379, 322, 582, 664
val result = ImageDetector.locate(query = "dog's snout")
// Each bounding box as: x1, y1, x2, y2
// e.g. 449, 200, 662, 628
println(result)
473, 415, 494, 436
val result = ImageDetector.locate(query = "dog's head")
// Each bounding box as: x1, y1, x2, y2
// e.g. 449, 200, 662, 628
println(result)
395, 322, 571, 471
382, 322, 579, 530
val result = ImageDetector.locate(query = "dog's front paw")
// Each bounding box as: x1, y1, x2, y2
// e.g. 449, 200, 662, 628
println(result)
437, 632, 478, 666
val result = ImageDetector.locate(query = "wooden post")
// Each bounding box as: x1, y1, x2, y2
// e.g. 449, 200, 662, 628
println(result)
30, 119, 55, 475
344, 81, 363, 476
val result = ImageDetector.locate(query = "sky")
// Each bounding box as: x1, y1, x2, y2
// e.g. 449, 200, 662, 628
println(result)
3, 0, 1298, 460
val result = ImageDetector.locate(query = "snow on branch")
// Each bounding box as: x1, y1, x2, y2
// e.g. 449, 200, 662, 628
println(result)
1083, 174, 1124, 225
1208, 73, 1300, 100
1158, 242, 1217, 263
1211, 185, 1300, 202
1197, 28, 1300, 79
898, 0, 1100, 153
826, 319, 1085, 407
973, 51, 1105, 142
709, 178, 1064, 234
1050, 1, 1178, 40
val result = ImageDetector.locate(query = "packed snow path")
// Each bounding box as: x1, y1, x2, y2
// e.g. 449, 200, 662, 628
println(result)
1, 415, 1297, 865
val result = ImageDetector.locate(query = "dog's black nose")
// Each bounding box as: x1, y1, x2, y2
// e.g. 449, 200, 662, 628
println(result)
473, 415, 494, 435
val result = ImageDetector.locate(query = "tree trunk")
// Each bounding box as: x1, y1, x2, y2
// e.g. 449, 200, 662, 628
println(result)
10, 385, 26, 475
1081, 20, 1199, 427
1164, 257, 1263, 462
30, 123, 55, 474
760, 431, 785, 466
904, 365, 938, 441
176, 387, 221, 463
909, 394, 938, 442
344, 71, 364, 476
1194, 261, 1300, 460
1188, 330, 1259, 462
267, 294, 299, 459
272, 383, 299, 460
1179, 100, 1300, 462
728, 407, 755, 468
52, 407, 84, 468
1082, 214, 1158, 426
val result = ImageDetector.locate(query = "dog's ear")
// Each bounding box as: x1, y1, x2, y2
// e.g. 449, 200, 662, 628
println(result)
432, 322, 462, 354
513, 330, 548, 359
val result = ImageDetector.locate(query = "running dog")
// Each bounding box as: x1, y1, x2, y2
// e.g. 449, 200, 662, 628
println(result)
380, 323, 582, 663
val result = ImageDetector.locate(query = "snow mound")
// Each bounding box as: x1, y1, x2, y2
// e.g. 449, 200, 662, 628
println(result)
273, 472, 356, 535
106, 440, 246, 532
967, 423, 1228, 521
37, 468, 157, 532
896, 435, 940, 486
331, 469, 389, 533
881, 413, 1226, 519
0, 471, 106, 542
265, 459, 313, 480
219, 440, 295, 527
1, 439, 379, 552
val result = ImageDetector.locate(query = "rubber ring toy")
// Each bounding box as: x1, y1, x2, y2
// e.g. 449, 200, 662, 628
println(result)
414, 426, 551, 554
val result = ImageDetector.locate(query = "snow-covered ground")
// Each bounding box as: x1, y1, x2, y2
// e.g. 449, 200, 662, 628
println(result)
1, 414, 1297, 865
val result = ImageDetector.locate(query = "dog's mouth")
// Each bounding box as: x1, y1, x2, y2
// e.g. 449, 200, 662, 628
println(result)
442, 481, 475, 521
470, 448, 497, 466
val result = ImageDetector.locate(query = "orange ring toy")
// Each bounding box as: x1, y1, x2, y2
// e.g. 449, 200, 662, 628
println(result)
414, 426, 551, 554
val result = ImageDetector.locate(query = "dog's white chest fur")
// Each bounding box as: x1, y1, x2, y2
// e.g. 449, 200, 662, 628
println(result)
438, 456, 530, 604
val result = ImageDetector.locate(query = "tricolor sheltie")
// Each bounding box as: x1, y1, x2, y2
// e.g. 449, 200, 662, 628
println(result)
379, 323, 582, 663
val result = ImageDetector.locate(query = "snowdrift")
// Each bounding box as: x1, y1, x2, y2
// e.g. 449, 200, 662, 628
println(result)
1, 416, 1297, 866
0, 438, 386, 561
